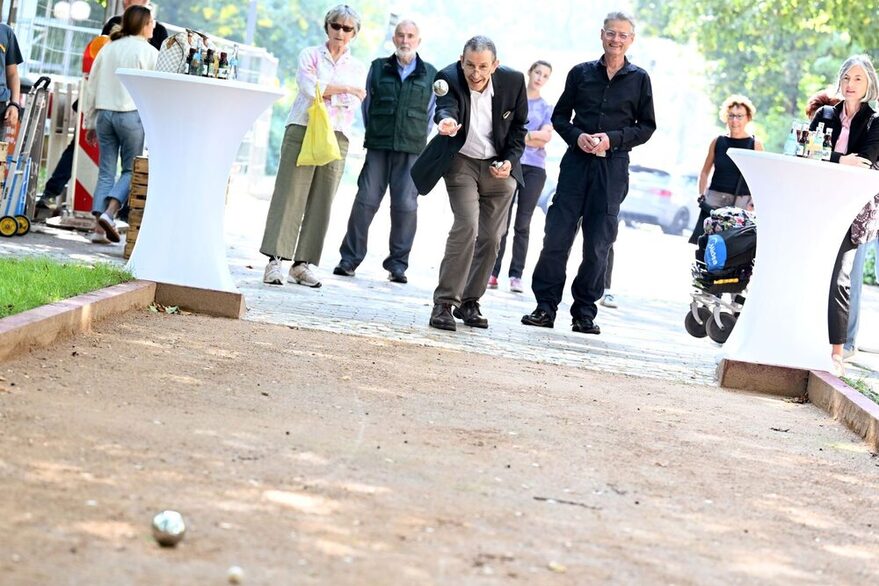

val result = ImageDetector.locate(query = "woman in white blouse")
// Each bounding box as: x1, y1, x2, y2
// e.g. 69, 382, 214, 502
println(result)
81, 4, 157, 243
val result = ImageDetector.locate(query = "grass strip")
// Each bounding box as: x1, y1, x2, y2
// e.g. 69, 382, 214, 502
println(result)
841, 376, 879, 406
0, 256, 132, 318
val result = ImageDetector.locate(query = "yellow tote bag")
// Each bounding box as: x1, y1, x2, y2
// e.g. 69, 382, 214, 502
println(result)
296, 81, 342, 166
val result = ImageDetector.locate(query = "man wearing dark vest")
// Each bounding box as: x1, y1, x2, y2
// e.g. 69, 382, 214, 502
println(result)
333, 20, 436, 284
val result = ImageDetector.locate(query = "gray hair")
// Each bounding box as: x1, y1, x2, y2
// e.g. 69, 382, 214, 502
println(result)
324, 4, 361, 35
837, 54, 879, 103
604, 10, 636, 32
462, 36, 497, 61
395, 19, 419, 35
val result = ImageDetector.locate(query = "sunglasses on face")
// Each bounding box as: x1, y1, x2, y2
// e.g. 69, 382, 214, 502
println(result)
329, 22, 355, 33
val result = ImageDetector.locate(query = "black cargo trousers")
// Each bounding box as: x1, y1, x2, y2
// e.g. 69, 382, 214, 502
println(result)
530, 148, 629, 321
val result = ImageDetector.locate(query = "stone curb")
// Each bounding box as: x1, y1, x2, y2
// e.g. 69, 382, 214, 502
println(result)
709, 359, 879, 452
0, 280, 157, 363
808, 370, 879, 452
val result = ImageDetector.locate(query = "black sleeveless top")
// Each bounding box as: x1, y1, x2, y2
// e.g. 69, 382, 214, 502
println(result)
708, 135, 755, 195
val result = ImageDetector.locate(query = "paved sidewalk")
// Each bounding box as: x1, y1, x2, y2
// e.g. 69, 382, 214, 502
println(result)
7, 180, 879, 389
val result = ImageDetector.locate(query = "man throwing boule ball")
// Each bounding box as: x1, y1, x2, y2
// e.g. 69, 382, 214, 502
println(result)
411, 35, 528, 331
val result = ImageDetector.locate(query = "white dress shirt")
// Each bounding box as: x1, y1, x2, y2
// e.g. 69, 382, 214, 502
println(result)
459, 78, 497, 159
81, 35, 157, 129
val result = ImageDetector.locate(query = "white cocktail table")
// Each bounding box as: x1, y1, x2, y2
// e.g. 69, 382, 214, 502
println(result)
724, 150, 879, 371
117, 69, 283, 292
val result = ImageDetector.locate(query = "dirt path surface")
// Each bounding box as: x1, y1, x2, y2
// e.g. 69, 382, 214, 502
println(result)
1, 311, 878, 584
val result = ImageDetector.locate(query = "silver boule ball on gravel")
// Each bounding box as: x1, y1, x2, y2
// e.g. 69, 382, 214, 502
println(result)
152, 510, 186, 547
433, 79, 448, 97
227, 565, 245, 584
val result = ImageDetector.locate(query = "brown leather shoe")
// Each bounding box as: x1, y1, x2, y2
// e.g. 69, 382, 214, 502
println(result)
453, 300, 488, 328
429, 303, 456, 331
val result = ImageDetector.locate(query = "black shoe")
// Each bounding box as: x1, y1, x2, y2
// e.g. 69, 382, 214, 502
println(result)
521, 308, 554, 328
571, 318, 600, 335
453, 300, 488, 328
333, 263, 355, 277
429, 303, 456, 331
388, 270, 408, 283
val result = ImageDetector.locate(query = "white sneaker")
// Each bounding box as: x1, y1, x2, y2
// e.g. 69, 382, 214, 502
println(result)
289, 263, 322, 288
509, 277, 524, 293
97, 212, 120, 243
600, 293, 618, 309
89, 231, 111, 244
263, 259, 284, 285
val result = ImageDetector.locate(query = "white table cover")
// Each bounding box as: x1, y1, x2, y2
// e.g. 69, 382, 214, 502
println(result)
118, 69, 284, 292
724, 150, 879, 371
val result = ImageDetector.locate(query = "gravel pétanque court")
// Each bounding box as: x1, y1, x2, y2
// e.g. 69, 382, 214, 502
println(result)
2, 183, 879, 583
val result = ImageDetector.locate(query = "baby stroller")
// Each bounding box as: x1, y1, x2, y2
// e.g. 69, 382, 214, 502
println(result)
685, 207, 757, 343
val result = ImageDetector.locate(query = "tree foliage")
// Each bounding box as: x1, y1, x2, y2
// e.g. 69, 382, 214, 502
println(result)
636, 0, 879, 149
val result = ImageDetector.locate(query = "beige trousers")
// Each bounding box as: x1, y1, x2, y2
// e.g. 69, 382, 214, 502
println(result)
433, 155, 517, 305
260, 124, 349, 264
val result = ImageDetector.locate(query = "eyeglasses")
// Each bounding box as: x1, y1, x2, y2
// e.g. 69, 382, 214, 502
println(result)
727, 114, 747, 120
329, 22, 355, 33
602, 29, 632, 41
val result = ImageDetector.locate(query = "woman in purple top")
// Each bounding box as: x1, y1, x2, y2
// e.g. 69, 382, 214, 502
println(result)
488, 60, 553, 293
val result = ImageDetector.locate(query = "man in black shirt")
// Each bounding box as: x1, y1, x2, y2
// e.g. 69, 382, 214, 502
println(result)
522, 11, 655, 334
102, 0, 168, 51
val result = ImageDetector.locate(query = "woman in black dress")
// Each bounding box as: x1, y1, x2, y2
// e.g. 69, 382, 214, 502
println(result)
690, 95, 764, 244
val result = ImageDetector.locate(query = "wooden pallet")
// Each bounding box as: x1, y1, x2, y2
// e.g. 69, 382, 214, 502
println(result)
129, 183, 147, 209
124, 157, 148, 260
133, 155, 149, 174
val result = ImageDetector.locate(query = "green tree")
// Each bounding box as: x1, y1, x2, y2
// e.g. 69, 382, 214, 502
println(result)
636, 0, 879, 150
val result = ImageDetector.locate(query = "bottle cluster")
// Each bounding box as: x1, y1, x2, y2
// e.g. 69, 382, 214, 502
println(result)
783, 120, 832, 161
180, 44, 240, 80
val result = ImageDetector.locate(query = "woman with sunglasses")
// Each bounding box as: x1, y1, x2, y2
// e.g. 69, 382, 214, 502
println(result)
260, 4, 366, 288
689, 95, 763, 244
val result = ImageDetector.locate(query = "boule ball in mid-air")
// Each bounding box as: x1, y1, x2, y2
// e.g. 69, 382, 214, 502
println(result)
433, 79, 449, 97
152, 510, 186, 547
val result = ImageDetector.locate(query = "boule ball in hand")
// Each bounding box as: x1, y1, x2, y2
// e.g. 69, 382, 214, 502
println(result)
433, 79, 449, 97
152, 510, 186, 547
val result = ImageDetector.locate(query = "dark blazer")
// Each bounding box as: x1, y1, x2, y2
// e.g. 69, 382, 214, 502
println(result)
812, 101, 879, 243
811, 101, 879, 164
410, 62, 528, 195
